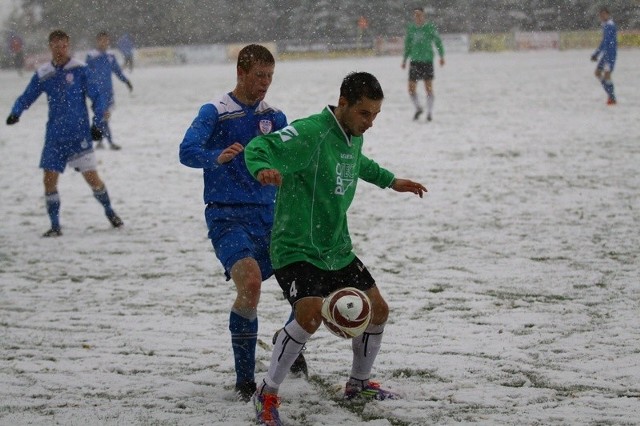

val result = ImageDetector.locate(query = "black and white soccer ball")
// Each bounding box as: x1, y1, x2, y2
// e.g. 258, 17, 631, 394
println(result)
321, 287, 372, 339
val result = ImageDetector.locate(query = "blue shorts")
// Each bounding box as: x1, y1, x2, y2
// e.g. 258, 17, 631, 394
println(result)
40, 139, 93, 173
205, 203, 274, 281
597, 58, 615, 73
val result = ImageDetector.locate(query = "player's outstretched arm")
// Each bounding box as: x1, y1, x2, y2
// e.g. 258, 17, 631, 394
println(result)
390, 178, 427, 198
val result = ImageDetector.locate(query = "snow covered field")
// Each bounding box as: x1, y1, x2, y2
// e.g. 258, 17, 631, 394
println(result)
1, 49, 639, 425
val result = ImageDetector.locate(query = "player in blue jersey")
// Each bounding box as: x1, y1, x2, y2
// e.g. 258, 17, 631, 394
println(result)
591, 7, 618, 105
5, 30, 123, 237
179, 44, 306, 402
86, 31, 133, 150
117, 33, 134, 73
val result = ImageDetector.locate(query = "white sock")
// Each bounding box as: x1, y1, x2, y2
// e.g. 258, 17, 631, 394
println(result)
263, 319, 311, 392
350, 323, 385, 381
410, 93, 421, 110
427, 94, 434, 115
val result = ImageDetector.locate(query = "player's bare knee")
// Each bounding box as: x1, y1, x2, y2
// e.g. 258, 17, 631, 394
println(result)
370, 296, 389, 325
295, 298, 323, 333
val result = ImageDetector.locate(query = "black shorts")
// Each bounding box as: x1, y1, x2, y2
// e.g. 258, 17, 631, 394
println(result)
274, 257, 376, 305
409, 61, 434, 81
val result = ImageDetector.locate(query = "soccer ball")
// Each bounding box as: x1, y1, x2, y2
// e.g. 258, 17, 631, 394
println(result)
321, 287, 372, 339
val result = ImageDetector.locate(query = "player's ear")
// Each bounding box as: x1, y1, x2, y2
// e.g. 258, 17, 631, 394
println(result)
337, 96, 349, 108
236, 66, 246, 80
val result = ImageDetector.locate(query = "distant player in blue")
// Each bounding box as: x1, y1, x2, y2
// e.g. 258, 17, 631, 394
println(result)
86, 31, 133, 150
117, 33, 134, 73
591, 7, 617, 105
5, 30, 124, 237
179, 44, 306, 402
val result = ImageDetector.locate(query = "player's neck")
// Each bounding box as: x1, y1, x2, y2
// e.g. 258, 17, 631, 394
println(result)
52, 56, 71, 67
231, 88, 259, 106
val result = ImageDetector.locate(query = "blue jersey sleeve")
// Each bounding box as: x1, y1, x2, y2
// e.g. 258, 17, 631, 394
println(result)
110, 55, 130, 84
179, 103, 224, 169
11, 72, 44, 117
85, 69, 108, 128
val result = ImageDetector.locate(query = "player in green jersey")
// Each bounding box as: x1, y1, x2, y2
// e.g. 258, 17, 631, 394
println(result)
402, 6, 445, 122
245, 72, 426, 424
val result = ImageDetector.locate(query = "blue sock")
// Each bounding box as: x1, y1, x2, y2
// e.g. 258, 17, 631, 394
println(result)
229, 310, 258, 385
103, 122, 113, 145
286, 310, 295, 325
45, 192, 61, 230
601, 79, 616, 101
93, 187, 115, 217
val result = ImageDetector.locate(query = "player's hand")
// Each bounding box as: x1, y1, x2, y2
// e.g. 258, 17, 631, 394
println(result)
440, 58, 445, 67
6, 114, 19, 125
590, 54, 598, 62
257, 169, 282, 186
390, 178, 427, 198
91, 125, 103, 141
217, 142, 244, 164
126, 81, 133, 92
401, 61, 406, 69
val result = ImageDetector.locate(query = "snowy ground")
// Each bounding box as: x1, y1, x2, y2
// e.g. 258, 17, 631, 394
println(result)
1, 49, 639, 425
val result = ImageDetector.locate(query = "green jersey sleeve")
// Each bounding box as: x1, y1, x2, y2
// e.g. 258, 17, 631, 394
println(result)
359, 153, 395, 188
245, 119, 322, 177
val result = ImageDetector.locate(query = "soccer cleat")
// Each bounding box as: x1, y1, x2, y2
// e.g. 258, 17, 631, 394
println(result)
108, 214, 124, 228
109, 143, 122, 150
413, 109, 423, 121
426, 113, 432, 122
289, 351, 308, 378
607, 98, 617, 105
252, 392, 282, 426
235, 381, 256, 403
273, 329, 308, 378
42, 228, 62, 238
94, 141, 104, 149
344, 381, 399, 401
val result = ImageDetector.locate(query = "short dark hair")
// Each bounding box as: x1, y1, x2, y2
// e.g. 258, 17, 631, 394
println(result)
340, 72, 384, 105
237, 44, 275, 72
599, 7, 610, 14
97, 31, 109, 39
49, 30, 69, 43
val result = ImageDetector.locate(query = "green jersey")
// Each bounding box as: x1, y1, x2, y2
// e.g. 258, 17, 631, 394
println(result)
403, 22, 444, 63
245, 106, 395, 271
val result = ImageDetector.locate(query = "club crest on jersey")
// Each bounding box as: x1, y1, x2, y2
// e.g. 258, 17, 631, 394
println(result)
66, 73, 74, 84
259, 120, 273, 134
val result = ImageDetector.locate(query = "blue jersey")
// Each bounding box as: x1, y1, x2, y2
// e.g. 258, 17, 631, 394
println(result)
86, 49, 130, 105
179, 93, 287, 206
10, 58, 107, 150
594, 19, 617, 67
117, 34, 134, 57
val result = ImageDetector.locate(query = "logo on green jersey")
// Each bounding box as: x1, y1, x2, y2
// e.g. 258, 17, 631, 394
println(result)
277, 125, 299, 142
335, 162, 355, 195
